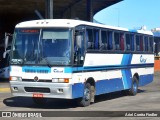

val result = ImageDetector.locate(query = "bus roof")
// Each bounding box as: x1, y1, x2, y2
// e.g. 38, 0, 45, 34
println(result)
15, 19, 153, 35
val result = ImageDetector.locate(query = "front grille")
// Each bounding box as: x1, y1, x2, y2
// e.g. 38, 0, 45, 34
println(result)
24, 69, 49, 73
23, 79, 34, 82
24, 87, 50, 93
22, 79, 52, 82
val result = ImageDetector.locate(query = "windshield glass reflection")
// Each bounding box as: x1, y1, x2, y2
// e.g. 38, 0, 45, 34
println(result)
11, 28, 71, 65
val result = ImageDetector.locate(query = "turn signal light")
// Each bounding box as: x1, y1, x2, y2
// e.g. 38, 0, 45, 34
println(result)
9, 76, 22, 81
64, 78, 69, 83
52, 78, 70, 83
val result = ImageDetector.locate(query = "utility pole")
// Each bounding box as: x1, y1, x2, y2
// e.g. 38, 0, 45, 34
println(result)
87, 0, 93, 22
45, 0, 53, 19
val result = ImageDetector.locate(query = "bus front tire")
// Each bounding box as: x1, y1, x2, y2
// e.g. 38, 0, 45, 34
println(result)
78, 83, 94, 107
128, 76, 138, 96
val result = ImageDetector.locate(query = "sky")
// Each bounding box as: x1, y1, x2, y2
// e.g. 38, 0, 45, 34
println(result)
94, 0, 160, 30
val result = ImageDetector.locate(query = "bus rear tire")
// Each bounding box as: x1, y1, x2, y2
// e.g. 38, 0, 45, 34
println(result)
78, 83, 94, 107
32, 98, 47, 105
128, 76, 138, 96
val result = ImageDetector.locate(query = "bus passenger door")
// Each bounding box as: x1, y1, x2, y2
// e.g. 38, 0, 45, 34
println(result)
74, 30, 85, 66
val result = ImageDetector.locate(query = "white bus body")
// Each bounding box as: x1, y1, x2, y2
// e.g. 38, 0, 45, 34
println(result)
9, 19, 154, 106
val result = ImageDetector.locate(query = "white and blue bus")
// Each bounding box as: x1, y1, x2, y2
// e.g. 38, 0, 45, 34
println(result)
9, 19, 154, 106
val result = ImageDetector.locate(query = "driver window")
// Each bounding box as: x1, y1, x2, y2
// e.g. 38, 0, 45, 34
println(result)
74, 30, 85, 64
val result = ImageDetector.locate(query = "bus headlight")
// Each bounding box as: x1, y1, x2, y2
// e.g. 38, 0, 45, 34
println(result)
52, 78, 58, 82
52, 78, 69, 83
58, 78, 65, 83
9, 76, 22, 81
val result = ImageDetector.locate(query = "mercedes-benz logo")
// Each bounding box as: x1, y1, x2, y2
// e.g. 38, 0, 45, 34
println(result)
34, 76, 39, 82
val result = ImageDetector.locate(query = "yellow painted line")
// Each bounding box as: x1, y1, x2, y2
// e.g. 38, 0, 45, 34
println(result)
0, 88, 10, 92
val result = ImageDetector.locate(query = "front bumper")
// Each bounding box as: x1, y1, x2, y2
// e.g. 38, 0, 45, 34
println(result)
10, 81, 73, 99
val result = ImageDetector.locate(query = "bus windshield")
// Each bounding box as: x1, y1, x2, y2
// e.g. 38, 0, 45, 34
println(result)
10, 28, 72, 66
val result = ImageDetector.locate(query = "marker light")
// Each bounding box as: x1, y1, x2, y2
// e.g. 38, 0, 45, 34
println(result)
9, 76, 22, 81
64, 78, 69, 83
52, 78, 69, 83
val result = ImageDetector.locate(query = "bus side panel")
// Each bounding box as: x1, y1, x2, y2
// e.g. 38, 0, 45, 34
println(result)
72, 83, 84, 98
121, 69, 132, 89
138, 74, 154, 86
95, 78, 124, 95
131, 67, 154, 87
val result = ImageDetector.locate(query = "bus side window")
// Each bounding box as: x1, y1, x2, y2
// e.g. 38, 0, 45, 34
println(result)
144, 36, 149, 51
136, 35, 140, 51
100, 30, 108, 50
140, 35, 144, 51
114, 32, 120, 50
131, 34, 134, 51
125, 34, 131, 51
93, 29, 99, 50
86, 29, 94, 49
120, 33, 124, 51
108, 31, 113, 50
149, 37, 154, 52
126, 34, 134, 51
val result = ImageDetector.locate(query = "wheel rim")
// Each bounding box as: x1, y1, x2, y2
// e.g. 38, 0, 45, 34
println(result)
133, 81, 138, 94
84, 87, 90, 101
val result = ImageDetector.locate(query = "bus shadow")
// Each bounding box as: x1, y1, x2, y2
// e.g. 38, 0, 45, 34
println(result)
3, 97, 78, 109
95, 89, 146, 103
0, 78, 9, 83
3, 89, 146, 109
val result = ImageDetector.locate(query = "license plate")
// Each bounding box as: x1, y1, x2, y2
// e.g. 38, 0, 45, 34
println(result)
33, 93, 43, 98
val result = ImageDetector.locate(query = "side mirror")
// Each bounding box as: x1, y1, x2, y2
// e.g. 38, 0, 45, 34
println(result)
3, 50, 10, 59
3, 51, 6, 59
5, 33, 9, 51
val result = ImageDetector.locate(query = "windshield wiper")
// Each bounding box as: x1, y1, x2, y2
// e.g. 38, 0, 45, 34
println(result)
43, 57, 51, 68
11, 59, 23, 64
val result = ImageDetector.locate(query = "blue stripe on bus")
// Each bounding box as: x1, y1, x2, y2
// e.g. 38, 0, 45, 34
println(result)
121, 69, 132, 89
121, 54, 132, 65
71, 78, 124, 98
121, 54, 133, 89
64, 67, 74, 73
22, 66, 51, 73
72, 83, 84, 98
64, 63, 153, 73
64, 67, 84, 73
72, 78, 125, 98
138, 74, 154, 86
71, 74, 154, 98
95, 78, 124, 95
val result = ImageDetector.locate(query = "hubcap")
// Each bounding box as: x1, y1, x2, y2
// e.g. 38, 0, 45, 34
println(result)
133, 81, 137, 93
84, 88, 90, 101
